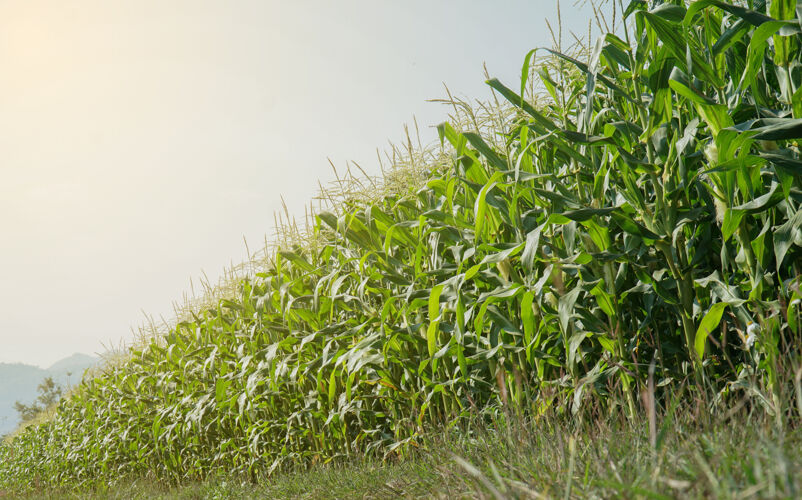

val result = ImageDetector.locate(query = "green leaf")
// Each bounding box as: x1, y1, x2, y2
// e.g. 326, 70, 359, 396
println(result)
560, 207, 617, 222
521, 225, 542, 272
521, 291, 535, 347
437, 121, 466, 153
567, 330, 589, 371
464, 263, 482, 282
749, 118, 802, 141
731, 182, 783, 214
474, 173, 503, 241
762, 153, 802, 175
721, 209, 745, 243
480, 243, 524, 265
770, 0, 797, 65
774, 209, 802, 269
318, 211, 339, 231
278, 251, 315, 272
384, 221, 418, 252
686, 0, 774, 27
624, 0, 647, 19
597, 336, 618, 355
610, 212, 660, 242
559, 287, 581, 334
793, 86, 802, 119
697, 103, 734, 137
457, 342, 468, 379
427, 285, 444, 358
638, 10, 720, 87
215, 378, 230, 404
668, 68, 715, 106
650, 4, 686, 22
739, 21, 793, 92
590, 283, 616, 318
561, 131, 616, 145
695, 302, 729, 359
464, 132, 508, 171
583, 220, 611, 251
486, 78, 558, 131
520, 48, 537, 108
328, 371, 337, 405
543, 49, 636, 103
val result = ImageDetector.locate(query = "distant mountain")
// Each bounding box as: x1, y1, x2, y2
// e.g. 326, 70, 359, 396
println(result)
47, 353, 99, 382
0, 353, 99, 436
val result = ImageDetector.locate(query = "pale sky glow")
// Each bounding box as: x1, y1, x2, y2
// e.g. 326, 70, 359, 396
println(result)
1, 0, 597, 367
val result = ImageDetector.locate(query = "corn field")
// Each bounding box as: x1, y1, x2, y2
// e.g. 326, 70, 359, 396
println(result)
2, 0, 802, 491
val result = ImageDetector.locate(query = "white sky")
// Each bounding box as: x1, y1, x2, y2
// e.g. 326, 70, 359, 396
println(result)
0, 0, 599, 368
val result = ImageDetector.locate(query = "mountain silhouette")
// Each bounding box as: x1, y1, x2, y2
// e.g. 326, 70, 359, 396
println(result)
0, 353, 99, 436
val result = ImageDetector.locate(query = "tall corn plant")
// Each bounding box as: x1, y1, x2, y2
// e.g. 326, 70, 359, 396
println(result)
481, 0, 802, 393
2, 0, 802, 491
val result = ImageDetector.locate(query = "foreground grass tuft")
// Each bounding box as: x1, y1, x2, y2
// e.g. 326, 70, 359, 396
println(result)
8, 408, 802, 499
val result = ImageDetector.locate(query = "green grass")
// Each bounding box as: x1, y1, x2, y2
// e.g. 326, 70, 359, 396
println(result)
2, 0, 802, 495
8, 407, 802, 499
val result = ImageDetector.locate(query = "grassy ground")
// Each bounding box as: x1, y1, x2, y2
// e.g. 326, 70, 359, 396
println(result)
8, 405, 801, 500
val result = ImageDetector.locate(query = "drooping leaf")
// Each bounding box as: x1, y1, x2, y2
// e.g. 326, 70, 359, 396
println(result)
695, 302, 729, 359
774, 209, 802, 269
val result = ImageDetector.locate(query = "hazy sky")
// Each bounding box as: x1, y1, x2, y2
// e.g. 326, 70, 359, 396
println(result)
1, 0, 599, 368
